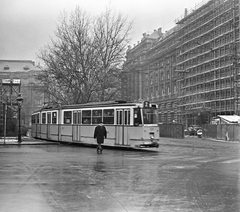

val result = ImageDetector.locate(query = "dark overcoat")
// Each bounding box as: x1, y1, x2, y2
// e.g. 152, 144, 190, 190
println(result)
94, 125, 107, 144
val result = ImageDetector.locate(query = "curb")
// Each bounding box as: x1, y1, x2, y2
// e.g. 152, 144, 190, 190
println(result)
0, 137, 59, 145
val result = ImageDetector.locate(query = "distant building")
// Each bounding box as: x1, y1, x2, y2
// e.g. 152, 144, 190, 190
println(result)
0, 60, 46, 135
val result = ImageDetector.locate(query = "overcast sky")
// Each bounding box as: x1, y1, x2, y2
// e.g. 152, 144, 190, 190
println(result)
0, 0, 205, 62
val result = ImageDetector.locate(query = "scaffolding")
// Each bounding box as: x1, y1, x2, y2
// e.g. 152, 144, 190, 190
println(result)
175, 0, 240, 126
0, 79, 21, 136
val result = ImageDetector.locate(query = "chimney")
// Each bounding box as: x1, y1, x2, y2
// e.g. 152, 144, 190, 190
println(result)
158, 27, 163, 36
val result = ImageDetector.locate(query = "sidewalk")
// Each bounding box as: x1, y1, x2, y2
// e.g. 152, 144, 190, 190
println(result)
0, 136, 59, 145
159, 135, 240, 145
0, 135, 238, 146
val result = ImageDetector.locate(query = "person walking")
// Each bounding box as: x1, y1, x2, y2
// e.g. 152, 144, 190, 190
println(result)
94, 122, 107, 153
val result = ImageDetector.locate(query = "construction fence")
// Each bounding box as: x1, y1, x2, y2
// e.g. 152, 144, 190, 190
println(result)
203, 124, 240, 142
159, 124, 184, 139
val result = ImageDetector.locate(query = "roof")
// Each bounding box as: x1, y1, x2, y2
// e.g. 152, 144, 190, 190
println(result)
33, 101, 158, 113
0, 60, 42, 73
217, 115, 240, 124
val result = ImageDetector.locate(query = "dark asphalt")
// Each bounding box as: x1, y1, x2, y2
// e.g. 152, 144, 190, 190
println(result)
0, 136, 239, 212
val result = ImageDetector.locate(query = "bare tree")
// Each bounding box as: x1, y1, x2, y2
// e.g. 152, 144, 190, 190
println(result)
93, 8, 132, 101
37, 6, 132, 105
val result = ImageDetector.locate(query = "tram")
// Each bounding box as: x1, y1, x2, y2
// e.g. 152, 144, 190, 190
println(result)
31, 101, 159, 149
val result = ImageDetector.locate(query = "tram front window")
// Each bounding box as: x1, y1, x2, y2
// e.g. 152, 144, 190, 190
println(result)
143, 109, 157, 125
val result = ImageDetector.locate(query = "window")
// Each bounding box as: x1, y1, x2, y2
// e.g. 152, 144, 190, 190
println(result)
134, 108, 142, 126
73, 111, 81, 124
47, 113, 51, 124
82, 110, 91, 124
103, 109, 114, 124
37, 114, 40, 123
124, 110, 130, 125
52, 112, 57, 124
4, 65, 9, 70
42, 113, 46, 124
92, 110, 102, 124
64, 111, 72, 124
31, 115, 35, 124
143, 108, 157, 124
117, 110, 123, 125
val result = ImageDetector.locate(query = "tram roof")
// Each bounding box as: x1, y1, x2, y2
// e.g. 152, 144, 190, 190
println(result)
61, 101, 142, 109
33, 101, 146, 113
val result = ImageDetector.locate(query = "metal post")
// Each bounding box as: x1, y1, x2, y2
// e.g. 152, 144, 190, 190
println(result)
4, 104, 7, 145
18, 104, 21, 143
16, 93, 23, 144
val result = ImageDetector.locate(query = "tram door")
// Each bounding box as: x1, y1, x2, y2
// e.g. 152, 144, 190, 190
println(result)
116, 109, 130, 145
73, 111, 81, 142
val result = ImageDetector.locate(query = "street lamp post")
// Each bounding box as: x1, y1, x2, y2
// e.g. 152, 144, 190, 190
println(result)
16, 93, 23, 143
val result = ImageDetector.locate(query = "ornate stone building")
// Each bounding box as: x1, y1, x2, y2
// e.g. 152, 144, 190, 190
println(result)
0, 60, 45, 135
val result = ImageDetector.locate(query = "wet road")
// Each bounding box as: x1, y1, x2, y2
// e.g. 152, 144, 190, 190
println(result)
0, 138, 239, 212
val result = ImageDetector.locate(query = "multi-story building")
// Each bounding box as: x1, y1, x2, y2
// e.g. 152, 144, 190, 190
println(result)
175, 0, 240, 127
123, 0, 240, 127
122, 29, 163, 102
0, 60, 46, 135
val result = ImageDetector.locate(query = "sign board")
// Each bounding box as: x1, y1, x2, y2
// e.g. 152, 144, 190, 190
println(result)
2, 79, 11, 84
12, 79, 21, 84
2, 79, 21, 84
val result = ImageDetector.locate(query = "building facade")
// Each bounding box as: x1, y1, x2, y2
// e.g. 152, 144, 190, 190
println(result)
0, 60, 46, 135
123, 0, 240, 127
175, 0, 240, 127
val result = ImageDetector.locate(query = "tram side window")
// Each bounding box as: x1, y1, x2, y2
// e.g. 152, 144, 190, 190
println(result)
134, 108, 142, 126
82, 110, 91, 124
78, 111, 81, 124
103, 109, 114, 124
47, 112, 51, 124
42, 113, 46, 124
37, 114, 40, 124
31, 115, 35, 124
92, 110, 102, 124
52, 112, 57, 124
64, 111, 72, 124
124, 110, 130, 125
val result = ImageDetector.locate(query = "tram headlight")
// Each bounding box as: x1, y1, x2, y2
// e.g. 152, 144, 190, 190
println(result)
149, 133, 154, 141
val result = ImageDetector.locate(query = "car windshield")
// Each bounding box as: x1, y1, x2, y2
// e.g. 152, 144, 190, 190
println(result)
142, 108, 158, 124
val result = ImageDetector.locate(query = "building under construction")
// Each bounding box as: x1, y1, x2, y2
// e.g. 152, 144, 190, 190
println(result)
123, 0, 240, 127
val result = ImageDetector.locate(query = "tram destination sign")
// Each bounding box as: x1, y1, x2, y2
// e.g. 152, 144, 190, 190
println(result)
143, 101, 150, 108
